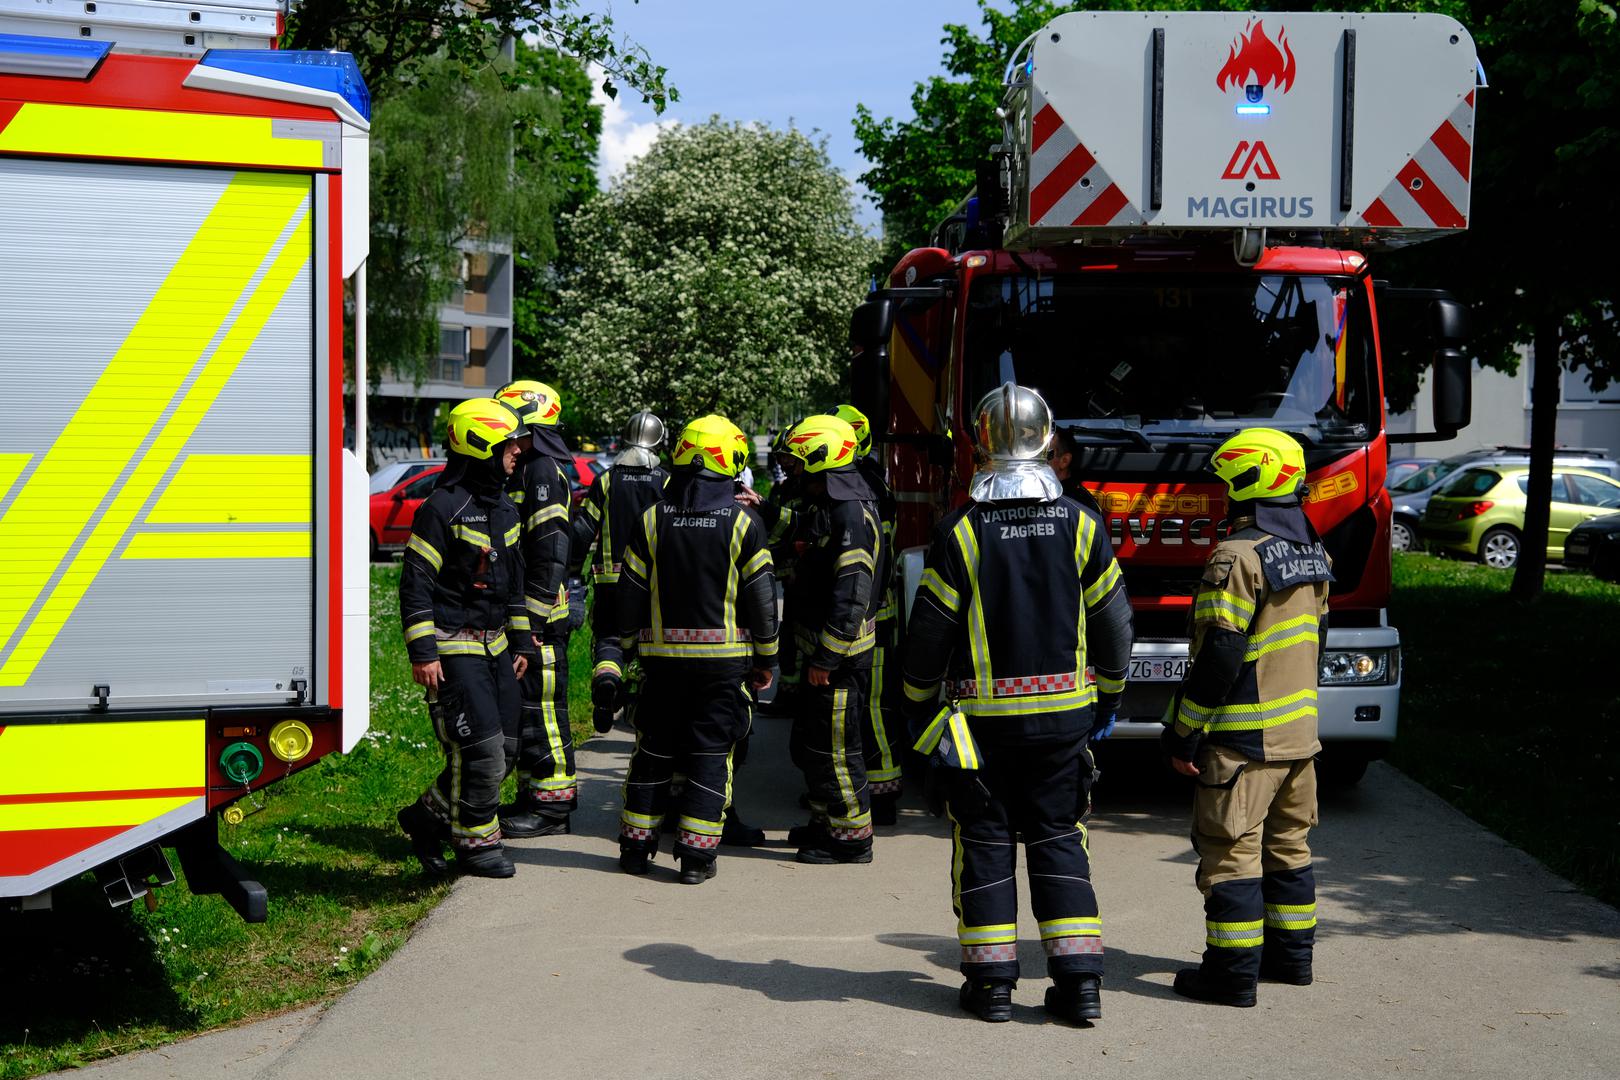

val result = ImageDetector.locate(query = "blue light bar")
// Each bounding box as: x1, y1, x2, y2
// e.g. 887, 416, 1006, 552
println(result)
197, 49, 371, 123
0, 32, 111, 80
1235, 104, 1271, 116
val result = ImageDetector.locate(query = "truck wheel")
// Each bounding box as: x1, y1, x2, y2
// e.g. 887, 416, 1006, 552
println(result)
1317, 753, 1370, 788
1390, 518, 1416, 553
1479, 527, 1520, 570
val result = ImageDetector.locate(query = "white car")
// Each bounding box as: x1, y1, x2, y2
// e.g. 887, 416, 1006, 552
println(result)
369, 458, 445, 495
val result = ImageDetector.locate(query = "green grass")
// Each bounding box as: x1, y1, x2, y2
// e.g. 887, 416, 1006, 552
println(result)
1, 566, 595, 1078
1390, 553, 1620, 908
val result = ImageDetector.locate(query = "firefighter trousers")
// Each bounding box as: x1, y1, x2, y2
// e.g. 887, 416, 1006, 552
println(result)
1191, 747, 1318, 984
947, 733, 1101, 984
420, 652, 521, 851
516, 635, 576, 816
863, 638, 903, 800
619, 659, 750, 865
790, 666, 873, 856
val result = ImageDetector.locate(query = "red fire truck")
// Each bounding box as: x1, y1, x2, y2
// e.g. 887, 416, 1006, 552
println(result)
0, 0, 371, 918
853, 11, 1481, 783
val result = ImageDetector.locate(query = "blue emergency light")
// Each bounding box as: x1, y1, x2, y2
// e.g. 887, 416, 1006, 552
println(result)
0, 32, 111, 79
197, 49, 371, 123
1235, 104, 1271, 116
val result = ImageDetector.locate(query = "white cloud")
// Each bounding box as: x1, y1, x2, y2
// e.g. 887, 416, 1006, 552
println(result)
591, 65, 675, 185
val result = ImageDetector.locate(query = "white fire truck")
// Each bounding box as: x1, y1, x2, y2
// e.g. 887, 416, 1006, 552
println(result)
0, 0, 370, 919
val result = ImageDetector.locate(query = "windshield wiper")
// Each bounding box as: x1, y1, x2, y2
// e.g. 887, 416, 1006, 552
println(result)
1061, 423, 1155, 451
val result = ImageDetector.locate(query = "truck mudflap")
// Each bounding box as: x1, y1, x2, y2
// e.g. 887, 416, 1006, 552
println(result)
1109, 625, 1401, 744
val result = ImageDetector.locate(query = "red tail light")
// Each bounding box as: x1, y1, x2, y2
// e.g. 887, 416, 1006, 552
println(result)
1455, 500, 1494, 520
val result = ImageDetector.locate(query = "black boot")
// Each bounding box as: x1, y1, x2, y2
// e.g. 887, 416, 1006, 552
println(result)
455, 845, 516, 879
1259, 955, 1313, 985
959, 979, 1014, 1023
397, 804, 450, 877
1044, 974, 1102, 1023
871, 793, 898, 827
787, 820, 824, 848
678, 856, 718, 885
620, 849, 650, 876
500, 804, 571, 838
796, 844, 872, 865
1172, 967, 1257, 1008
721, 806, 765, 847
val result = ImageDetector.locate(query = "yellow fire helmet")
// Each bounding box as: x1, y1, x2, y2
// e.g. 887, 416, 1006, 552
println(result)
1209, 427, 1307, 501
784, 414, 860, 474
495, 379, 563, 428
834, 403, 873, 458
447, 398, 528, 460
672, 414, 749, 478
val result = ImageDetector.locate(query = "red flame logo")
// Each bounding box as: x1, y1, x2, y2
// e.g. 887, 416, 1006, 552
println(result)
1215, 19, 1296, 95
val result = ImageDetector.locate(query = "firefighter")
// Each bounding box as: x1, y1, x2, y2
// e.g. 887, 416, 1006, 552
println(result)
901, 382, 1132, 1024
1046, 426, 1105, 516
1161, 428, 1331, 1008
834, 403, 904, 826
604, 414, 778, 884
494, 379, 578, 837
782, 414, 887, 865
396, 398, 535, 879
568, 410, 669, 734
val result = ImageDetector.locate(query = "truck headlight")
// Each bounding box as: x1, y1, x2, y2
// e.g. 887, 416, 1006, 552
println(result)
1319, 648, 1398, 686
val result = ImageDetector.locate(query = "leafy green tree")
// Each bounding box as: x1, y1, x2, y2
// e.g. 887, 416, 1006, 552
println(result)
554, 120, 878, 432
367, 55, 557, 384
286, 0, 675, 109
511, 43, 602, 386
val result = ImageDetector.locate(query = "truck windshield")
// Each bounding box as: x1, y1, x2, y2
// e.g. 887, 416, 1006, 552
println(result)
963, 274, 1377, 443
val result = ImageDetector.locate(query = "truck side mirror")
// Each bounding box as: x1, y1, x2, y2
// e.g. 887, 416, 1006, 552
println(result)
1428, 297, 1470, 434
849, 296, 893, 433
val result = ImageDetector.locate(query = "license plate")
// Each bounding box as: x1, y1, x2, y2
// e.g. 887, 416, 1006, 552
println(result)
1129, 657, 1188, 682
1567, 540, 1589, 556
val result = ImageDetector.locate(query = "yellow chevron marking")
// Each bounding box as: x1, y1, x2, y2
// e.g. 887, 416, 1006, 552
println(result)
146, 454, 312, 525
0, 175, 310, 686
123, 531, 310, 560
0, 453, 28, 503
0, 719, 203, 796
0, 104, 326, 169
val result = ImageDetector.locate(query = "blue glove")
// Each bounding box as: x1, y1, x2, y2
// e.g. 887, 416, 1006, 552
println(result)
1090, 712, 1117, 742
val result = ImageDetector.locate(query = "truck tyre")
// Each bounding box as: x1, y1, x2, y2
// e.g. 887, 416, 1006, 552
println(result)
1390, 518, 1416, 553
1479, 527, 1520, 570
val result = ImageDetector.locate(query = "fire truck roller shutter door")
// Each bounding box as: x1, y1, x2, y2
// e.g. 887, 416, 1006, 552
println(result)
0, 160, 316, 710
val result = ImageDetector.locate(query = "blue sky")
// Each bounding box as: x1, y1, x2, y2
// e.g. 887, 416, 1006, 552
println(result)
584, 1, 991, 229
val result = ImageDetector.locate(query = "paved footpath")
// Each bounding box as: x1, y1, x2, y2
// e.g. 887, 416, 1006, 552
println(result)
56, 716, 1620, 1080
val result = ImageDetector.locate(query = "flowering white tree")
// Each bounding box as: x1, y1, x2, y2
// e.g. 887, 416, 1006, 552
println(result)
553, 119, 877, 431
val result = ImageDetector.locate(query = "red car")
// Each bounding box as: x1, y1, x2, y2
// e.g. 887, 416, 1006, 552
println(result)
570, 453, 607, 506
369, 464, 444, 560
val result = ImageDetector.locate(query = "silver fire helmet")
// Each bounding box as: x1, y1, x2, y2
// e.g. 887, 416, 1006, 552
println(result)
968, 382, 1063, 503
622, 410, 665, 450
615, 410, 666, 469
973, 382, 1054, 461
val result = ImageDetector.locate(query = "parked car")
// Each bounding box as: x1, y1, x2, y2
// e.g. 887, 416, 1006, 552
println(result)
1418, 464, 1620, 569
369, 457, 445, 496
1386, 456, 1437, 491
1390, 446, 1619, 553
569, 453, 607, 506
1564, 512, 1620, 583
369, 464, 445, 560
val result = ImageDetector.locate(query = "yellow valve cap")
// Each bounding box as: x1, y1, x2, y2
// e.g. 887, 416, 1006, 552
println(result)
223, 805, 246, 826
268, 719, 315, 763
